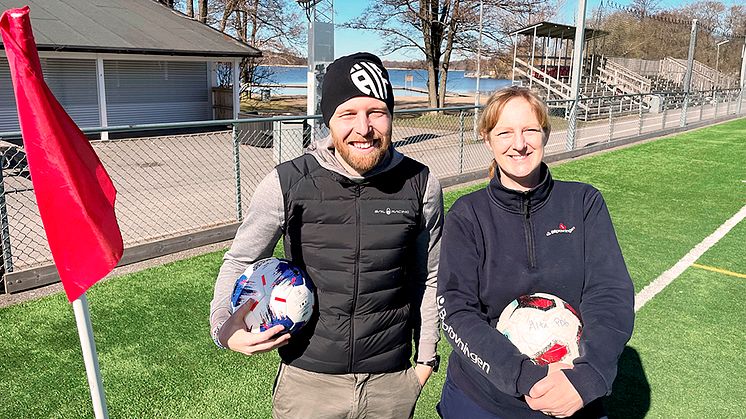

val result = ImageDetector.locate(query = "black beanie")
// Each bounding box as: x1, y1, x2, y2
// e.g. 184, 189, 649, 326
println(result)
321, 52, 395, 127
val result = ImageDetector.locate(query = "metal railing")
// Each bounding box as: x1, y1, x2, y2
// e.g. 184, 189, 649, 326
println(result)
598, 60, 652, 95
1, 89, 744, 292
514, 57, 574, 100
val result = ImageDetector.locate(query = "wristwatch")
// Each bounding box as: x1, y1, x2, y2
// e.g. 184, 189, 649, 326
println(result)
416, 354, 440, 372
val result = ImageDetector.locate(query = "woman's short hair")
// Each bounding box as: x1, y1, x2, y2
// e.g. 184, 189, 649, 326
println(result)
479, 86, 552, 178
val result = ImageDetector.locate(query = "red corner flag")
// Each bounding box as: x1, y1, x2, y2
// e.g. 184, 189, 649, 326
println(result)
1, 7, 123, 302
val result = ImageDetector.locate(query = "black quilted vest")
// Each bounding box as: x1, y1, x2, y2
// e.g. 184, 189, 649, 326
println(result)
276, 153, 429, 373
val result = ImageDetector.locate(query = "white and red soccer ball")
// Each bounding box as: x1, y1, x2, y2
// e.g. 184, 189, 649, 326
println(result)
230, 257, 315, 335
496, 293, 582, 365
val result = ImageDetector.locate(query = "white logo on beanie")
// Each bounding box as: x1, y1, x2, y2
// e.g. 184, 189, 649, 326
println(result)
350, 61, 389, 100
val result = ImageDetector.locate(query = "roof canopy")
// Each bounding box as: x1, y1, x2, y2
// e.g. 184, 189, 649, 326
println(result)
510, 21, 608, 41
0, 0, 261, 58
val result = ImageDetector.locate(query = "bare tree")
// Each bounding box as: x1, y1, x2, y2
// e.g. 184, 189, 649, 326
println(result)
721, 5, 746, 74
199, 0, 208, 23
216, 0, 305, 97
680, 0, 725, 33
597, 8, 693, 60
216, 0, 303, 53
629, 0, 661, 19
723, 4, 746, 37
345, 0, 550, 108
594, 0, 746, 76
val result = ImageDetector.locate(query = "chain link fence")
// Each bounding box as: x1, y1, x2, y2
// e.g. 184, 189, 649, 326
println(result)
0, 90, 744, 292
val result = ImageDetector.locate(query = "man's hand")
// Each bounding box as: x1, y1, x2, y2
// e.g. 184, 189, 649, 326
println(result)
218, 302, 291, 356
525, 363, 582, 418
413, 364, 433, 386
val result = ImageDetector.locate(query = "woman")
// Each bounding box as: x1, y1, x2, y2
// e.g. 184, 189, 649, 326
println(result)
436, 87, 634, 418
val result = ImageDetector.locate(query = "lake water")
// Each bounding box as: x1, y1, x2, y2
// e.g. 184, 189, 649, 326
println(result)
258, 65, 511, 97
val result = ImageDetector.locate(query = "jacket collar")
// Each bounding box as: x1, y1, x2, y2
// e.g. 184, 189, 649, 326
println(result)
487, 163, 553, 214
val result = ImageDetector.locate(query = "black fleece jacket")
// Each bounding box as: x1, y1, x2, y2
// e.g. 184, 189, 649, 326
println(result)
437, 164, 634, 418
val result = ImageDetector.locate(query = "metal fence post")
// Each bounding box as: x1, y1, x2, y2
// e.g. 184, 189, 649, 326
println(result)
739, 88, 744, 115
459, 110, 465, 174
637, 96, 643, 136
714, 93, 719, 117
232, 123, 243, 222
662, 103, 667, 129
680, 91, 689, 127
277, 122, 283, 164
566, 100, 578, 151
0, 165, 14, 280
608, 109, 613, 142
699, 95, 704, 121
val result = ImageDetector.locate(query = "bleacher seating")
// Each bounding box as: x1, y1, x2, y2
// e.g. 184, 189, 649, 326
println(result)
513, 54, 735, 121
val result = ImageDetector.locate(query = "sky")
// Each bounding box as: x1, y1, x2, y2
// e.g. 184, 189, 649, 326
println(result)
329, 0, 743, 61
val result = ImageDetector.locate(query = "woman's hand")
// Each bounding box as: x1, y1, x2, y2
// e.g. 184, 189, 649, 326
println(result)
525, 362, 582, 418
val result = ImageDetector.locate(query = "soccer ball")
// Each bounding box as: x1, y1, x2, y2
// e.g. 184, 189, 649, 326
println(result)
496, 293, 582, 365
230, 257, 315, 335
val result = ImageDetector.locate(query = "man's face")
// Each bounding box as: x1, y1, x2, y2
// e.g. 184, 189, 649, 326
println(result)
329, 96, 392, 176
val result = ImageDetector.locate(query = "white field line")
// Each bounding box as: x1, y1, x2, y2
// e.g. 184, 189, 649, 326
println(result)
634, 204, 746, 312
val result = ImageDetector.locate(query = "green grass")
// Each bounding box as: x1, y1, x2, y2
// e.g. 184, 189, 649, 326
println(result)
695, 217, 746, 275
608, 270, 746, 418
610, 221, 746, 418
1, 118, 745, 418
550, 120, 746, 292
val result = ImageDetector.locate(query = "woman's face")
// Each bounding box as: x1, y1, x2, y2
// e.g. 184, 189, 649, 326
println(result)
484, 97, 546, 191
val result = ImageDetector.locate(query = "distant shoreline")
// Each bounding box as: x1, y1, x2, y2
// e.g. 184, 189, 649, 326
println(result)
264, 64, 306, 68
260, 64, 491, 73
257, 64, 507, 80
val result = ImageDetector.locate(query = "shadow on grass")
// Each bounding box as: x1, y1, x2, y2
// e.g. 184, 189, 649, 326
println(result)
605, 346, 650, 418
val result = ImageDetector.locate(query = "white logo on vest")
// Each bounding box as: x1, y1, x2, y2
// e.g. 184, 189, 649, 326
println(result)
374, 207, 409, 216
350, 61, 389, 100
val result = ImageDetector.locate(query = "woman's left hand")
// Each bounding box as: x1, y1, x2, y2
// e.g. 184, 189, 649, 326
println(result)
525, 367, 582, 418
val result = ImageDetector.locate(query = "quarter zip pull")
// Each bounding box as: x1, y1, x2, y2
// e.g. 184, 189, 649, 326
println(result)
522, 194, 537, 269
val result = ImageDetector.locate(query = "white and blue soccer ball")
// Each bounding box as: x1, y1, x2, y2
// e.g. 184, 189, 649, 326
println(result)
496, 293, 582, 365
230, 257, 315, 335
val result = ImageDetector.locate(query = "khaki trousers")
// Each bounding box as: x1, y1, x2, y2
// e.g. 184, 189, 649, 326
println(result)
272, 363, 423, 419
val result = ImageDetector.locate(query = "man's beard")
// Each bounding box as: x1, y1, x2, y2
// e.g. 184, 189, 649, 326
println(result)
333, 134, 391, 174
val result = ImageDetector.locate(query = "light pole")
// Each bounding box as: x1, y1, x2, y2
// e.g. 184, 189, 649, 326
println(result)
474, 0, 483, 137
739, 36, 746, 115
296, 0, 334, 138
566, 0, 588, 151
679, 19, 697, 128
716, 39, 729, 89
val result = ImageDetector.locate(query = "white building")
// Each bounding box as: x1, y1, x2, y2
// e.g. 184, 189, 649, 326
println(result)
0, 0, 261, 134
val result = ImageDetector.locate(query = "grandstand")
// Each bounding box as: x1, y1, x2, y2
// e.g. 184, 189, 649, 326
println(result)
509, 21, 739, 120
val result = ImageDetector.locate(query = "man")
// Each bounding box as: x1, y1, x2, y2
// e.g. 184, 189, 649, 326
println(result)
209, 52, 443, 419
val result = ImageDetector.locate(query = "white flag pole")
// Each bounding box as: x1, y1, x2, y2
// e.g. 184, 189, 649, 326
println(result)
72, 293, 109, 419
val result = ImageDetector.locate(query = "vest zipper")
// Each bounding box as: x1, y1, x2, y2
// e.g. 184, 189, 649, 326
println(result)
523, 195, 536, 269
349, 185, 361, 371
